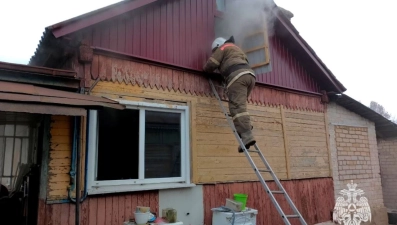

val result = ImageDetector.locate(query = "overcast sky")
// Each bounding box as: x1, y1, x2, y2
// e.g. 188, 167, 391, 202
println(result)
0, 0, 396, 117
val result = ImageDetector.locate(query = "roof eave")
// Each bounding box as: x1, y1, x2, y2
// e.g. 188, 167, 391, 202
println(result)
331, 94, 397, 139
49, 0, 159, 38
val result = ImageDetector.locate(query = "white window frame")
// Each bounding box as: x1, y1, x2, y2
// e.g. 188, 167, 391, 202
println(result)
87, 100, 193, 195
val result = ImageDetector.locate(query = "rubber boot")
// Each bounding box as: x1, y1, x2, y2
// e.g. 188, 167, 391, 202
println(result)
238, 130, 256, 153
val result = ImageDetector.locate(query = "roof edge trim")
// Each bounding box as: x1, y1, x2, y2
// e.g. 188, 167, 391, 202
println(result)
50, 0, 158, 38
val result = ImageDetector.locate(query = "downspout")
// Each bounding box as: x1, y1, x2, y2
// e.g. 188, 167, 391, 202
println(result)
68, 117, 78, 201
68, 114, 89, 203
67, 115, 81, 224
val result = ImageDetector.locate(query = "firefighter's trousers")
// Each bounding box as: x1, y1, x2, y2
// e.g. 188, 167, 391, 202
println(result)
226, 74, 256, 144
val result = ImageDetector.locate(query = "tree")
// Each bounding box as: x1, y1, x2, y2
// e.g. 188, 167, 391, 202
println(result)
370, 101, 394, 121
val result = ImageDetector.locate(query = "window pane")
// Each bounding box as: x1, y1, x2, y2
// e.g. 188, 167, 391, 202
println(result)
4, 125, 14, 136
0, 137, 4, 177
15, 125, 29, 137
3, 138, 14, 176
145, 111, 181, 178
247, 49, 266, 66
97, 108, 140, 181
21, 138, 29, 164
242, 33, 265, 50
12, 139, 21, 176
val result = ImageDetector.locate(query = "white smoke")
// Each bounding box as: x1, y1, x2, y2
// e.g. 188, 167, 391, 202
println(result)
215, 0, 276, 44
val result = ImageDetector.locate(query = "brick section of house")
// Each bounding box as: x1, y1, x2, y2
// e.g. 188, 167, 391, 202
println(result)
327, 102, 388, 225
335, 126, 373, 180
378, 137, 397, 210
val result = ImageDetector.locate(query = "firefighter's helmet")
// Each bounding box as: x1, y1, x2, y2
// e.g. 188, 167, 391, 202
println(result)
212, 37, 227, 50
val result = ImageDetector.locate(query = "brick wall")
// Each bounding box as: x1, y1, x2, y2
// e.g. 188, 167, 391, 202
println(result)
335, 126, 372, 180
327, 102, 387, 225
378, 137, 397, 210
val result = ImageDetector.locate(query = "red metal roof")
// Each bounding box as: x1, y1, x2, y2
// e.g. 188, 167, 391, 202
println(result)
29, 0, 346, 94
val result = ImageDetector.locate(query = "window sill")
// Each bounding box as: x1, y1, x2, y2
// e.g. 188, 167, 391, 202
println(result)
87, 182, 196, 195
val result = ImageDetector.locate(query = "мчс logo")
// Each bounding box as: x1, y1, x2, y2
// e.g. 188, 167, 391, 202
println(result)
333, 180, 371, 225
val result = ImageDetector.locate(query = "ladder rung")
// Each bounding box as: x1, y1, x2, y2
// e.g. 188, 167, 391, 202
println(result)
247, 149, 259, 153
270, 191, 284, 194
258, 169, 271, 173
285, 215, 300, 218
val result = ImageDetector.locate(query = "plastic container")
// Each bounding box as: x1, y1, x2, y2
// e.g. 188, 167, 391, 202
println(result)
158, 222, 183, 225
134, 212, 150, 225
212, 207, 258, 225
233, 193, 248, 210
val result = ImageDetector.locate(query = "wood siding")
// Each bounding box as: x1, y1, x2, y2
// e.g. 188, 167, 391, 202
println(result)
91, 76, 330, 184
286, 110, 330, 178
74, 0, 322, 93
48, 115, 72, 200
37, 191, 159, 225
45, 57, 329, 201
203, 178, 335, 225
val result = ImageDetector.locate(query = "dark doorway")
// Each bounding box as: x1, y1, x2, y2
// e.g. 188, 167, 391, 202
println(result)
0, 112, 42, 225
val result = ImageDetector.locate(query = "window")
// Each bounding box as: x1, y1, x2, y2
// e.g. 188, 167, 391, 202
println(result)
87, 101, 191, 194
0, 122, 36, 192
241, 31, 272, 74
214, 5, 272, 75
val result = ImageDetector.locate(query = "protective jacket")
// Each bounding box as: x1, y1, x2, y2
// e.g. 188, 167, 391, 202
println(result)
203, 43, 255, 88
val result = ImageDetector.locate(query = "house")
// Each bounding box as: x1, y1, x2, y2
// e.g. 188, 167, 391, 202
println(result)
328, 93, 397, 224
3, 0, 388, 224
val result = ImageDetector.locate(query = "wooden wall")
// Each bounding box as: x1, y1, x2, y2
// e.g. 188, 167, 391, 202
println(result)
39, 58, 332, 225
45, 61, 330, 203
37, 191, 158, 225
203, 178, 335, 225
91, 79, 330, 185
48, 116, 73, 201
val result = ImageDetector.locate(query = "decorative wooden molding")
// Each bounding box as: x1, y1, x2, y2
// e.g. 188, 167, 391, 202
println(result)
88, 54, 326, 112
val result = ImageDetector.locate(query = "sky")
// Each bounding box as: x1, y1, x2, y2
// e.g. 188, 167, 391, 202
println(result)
0, 0, 396, 117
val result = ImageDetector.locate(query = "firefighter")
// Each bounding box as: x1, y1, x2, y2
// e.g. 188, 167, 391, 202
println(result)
203, 36, 256, 152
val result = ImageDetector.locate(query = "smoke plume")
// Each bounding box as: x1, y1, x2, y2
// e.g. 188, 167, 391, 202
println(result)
215, 0, 276, 44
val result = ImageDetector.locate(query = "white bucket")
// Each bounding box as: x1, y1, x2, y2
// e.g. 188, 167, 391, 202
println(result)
134, 212, 149, 225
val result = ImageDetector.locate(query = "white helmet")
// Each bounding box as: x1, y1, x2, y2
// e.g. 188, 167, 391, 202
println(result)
212, 37, 227, 50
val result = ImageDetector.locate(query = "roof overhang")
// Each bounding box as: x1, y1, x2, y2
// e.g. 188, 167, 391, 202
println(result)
0, 80, 125, 116
330, 94, 397, 139
49, 0, 158, 38
0, 61, 80, 90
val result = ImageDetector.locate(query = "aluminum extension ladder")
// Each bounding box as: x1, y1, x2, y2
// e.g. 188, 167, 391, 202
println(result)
209, 79, 308, 225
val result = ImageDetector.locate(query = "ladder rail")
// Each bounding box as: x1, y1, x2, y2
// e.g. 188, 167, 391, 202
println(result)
254, 144, 307, 225
208, 79, 307, 225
